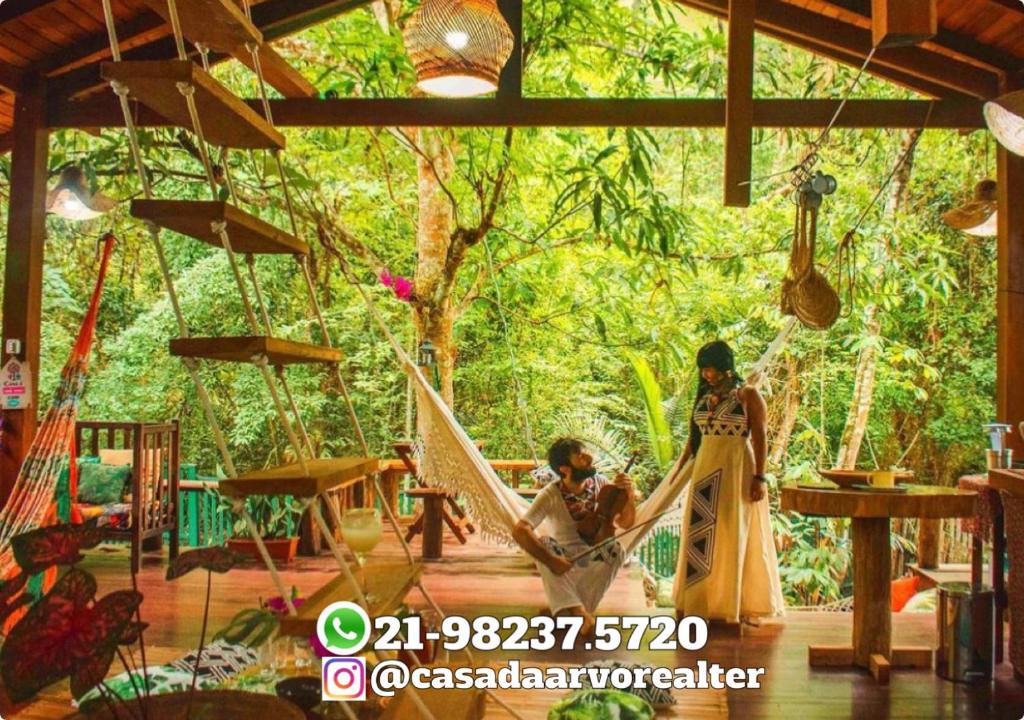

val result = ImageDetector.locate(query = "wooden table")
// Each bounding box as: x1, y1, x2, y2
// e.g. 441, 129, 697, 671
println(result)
781, 484, 976, 684
990, 467, 1024, 498
990, 468, 1024, 682
405, 486, 449, 560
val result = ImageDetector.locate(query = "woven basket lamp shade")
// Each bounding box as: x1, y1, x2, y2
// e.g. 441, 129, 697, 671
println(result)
942, 179, 998, 237
404, 0, 514, 97
985, 91, 1024, 158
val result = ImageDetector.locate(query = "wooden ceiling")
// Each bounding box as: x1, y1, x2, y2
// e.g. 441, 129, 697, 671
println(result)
0, 0, 1021, 145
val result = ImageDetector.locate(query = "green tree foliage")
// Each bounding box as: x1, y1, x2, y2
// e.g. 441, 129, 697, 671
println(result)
0, 0, 997, 603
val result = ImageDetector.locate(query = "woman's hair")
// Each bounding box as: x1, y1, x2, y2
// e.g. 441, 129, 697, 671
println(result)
689, 341, 743, 455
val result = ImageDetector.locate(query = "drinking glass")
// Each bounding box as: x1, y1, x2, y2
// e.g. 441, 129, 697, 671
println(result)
340, 507, 383, 599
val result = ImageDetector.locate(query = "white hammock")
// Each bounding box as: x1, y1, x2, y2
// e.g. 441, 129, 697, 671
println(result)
351, 270, 799, 554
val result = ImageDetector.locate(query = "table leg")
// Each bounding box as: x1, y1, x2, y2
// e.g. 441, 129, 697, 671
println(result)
918, 518, 942, 570
422, 494, 444, 560
994, 504, 1006, 665
853, 517, 892, 668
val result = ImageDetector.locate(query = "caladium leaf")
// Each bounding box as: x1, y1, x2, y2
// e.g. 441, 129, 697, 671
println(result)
0, 569, 142, 703
10, 523, 103, 574
166, 546, 243, 581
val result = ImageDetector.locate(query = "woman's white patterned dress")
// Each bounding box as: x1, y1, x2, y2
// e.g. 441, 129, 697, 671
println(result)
672, 388, 785, 621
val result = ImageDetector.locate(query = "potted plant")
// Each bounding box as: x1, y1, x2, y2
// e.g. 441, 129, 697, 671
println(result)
218, 493, 303, 564
0, 523, 302, 720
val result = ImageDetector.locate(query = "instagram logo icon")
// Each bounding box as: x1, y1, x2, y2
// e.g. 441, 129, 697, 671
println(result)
322, 657, 367, 702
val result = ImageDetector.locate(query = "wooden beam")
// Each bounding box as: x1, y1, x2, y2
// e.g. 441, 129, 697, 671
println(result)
871, 0, 936, 49
725, 0, 756, 207
47, 0, 372, 102
0, 61, 24, 94
0, 0, 61, 25
497, 0, 522, 99
675, 0, 1000, 98
997, 74, 1024, 455
47, 95, 985, 129
816, 0, 1022, 73
1, 77, 48, 506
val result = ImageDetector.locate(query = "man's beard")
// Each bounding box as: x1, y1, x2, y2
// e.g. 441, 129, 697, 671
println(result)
570, 466, 598, 483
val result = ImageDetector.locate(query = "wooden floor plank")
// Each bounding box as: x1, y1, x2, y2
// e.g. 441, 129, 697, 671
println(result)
6, 527, 1023, 720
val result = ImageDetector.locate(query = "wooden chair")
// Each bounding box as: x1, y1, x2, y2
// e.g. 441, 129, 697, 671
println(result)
75, 421, 181, 574
393, 441, 476, 549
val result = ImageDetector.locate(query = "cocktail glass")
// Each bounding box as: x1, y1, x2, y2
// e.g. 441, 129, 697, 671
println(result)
340, 507, 382, 601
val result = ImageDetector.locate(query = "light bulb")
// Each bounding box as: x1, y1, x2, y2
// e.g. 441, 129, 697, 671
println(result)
445, 30, 469, 50
963, 212, 998, 238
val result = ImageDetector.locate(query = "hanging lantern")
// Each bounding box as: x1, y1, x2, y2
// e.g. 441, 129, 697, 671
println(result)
418, 340, 437, 369
942, 179, 998, 237
984, 91, 1024, 158
45, 166, 115, 221
403, 0, 514, 98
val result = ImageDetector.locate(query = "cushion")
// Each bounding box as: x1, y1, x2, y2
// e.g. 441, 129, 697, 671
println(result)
891, 575, 920, 612
99, 448, 133, 466
580, 660, 675, 708
78, 463, 130, 505
902, 588, 937, 613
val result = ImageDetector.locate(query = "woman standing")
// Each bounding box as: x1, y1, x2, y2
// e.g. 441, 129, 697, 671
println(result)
672, 340, 785, 624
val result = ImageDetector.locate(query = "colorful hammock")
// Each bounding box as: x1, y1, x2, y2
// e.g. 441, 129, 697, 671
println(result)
0, 233, 116, 581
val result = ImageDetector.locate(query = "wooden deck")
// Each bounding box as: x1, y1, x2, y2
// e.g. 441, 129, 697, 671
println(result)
6, 525, 1023, 719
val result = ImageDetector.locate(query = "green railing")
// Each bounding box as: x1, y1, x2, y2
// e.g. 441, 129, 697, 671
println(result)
177, 475, 298, 547
634, 525, 681, 579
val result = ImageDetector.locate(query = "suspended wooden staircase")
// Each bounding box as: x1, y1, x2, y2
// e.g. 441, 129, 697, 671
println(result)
100, 0, 426, 650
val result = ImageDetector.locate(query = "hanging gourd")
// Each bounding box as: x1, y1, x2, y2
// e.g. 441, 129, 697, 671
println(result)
781, 172, 841, 331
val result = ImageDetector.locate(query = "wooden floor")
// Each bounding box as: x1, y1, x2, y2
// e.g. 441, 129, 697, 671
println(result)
6, 524, 1024, 719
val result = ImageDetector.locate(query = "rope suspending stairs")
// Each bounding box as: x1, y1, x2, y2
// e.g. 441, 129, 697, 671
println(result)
100, 5, 523, 718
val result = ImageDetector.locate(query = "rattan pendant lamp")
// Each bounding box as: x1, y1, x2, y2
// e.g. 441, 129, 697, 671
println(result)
985, 91, 1024, 157
45, 166, 116, 221
404, 0, 514, 97
942, 179, 998, 237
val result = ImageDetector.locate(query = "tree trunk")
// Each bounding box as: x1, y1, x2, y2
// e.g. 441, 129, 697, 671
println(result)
769, 354, 802, 469
834, 129, 921, 469
836, 306, 880, 469
411, 129, 457, 407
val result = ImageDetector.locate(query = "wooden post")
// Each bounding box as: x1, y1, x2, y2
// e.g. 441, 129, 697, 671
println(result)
497, 0, 522, 100
724, 0, 756, 207
997, 74, 1024, 456
0, 76, 48, 507
852, 517, 892, 668
870, 0, 937, 49
918, 517, 942, 570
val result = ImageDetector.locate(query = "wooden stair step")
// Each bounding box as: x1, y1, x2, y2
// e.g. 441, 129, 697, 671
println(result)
239, 45, 317, 99
101, 60, 285, 150
169, 336, 343, 365
131, 199, 306, 255
142, 0, 262, 54
219, 457, 381, 498
141, 0, 315, 99
279, 561, 422, 637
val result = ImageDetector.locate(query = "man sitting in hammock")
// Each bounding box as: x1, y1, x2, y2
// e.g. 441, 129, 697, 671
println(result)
512, 438, 636, 636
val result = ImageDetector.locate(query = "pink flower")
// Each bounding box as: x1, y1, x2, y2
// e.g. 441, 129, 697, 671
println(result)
264, 595, 304, 615
308, 633, 332, 658
379, 270, 394, 288
393, 276, 413, 302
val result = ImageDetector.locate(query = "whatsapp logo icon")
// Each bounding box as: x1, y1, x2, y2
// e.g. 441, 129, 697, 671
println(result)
317, 601, 371, 655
